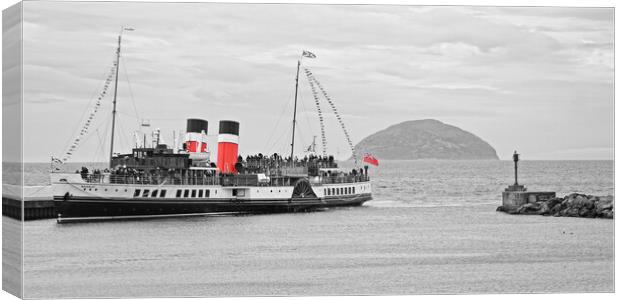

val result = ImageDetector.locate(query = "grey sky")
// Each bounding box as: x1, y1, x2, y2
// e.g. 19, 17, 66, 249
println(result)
18, 1, 613, 162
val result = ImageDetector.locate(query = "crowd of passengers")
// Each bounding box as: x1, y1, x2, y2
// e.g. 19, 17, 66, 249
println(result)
240, 153, 338, 173
76, 152, 368, 183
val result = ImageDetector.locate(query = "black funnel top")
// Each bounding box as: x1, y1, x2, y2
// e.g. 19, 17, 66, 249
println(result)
186, 119, 208, 133
219, 120, 239, 135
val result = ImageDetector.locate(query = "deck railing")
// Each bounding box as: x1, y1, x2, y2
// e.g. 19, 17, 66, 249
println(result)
81, 173, 370, 186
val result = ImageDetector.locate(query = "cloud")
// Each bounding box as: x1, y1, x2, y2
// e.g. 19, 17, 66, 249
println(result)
20, 2, 613, 161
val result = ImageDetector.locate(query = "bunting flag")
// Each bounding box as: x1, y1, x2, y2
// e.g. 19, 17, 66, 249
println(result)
304, 68, 328, 156
304, 67, 357, 164
53, 57, 118, 168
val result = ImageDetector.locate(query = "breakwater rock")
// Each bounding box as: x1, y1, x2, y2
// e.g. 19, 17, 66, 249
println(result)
497, 193, 613, 219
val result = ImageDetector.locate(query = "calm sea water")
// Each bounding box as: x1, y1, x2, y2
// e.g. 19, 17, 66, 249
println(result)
8, 160, 615, 297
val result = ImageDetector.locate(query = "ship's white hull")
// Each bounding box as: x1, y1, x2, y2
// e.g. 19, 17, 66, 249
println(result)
51, 173, 372, 222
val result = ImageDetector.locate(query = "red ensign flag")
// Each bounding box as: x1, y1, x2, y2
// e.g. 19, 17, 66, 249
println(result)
363, 154, 379, 166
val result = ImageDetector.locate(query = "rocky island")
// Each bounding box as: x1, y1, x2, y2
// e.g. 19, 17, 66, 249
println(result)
353, 119, 498, 160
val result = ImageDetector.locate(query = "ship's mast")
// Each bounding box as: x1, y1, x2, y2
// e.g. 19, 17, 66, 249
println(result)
109, 34, 121, 168
290, 59, 301, 162
109, 27, 133, 168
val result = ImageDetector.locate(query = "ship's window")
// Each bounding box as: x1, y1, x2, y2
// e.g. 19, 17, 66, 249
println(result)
191, 190, 197, 198
353, 187, 355, 194
232, 189, 238, 196
341, 188, 344, 194
198, 190, 203, 198
151, 190, 158, 197
160, 190, 167, 198
115, 189, 118, 192
184, 190, 189, 198
205, 189, 210, 197
142, 189, 150, 197
348, 187, 351, 194
134, 189, 141, 197
176, 190, 182, 197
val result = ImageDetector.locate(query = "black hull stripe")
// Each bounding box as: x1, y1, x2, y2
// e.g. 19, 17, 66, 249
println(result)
53, 193, 371, 203
54, 195, 373, 221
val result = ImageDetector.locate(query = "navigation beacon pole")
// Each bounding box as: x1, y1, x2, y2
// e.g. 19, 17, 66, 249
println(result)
109, 27, 133, 168
289, 58, 301, 164
513, 150, 519, 186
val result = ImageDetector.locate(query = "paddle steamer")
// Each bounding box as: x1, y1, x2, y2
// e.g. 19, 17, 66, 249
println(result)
51, 31, 373, 223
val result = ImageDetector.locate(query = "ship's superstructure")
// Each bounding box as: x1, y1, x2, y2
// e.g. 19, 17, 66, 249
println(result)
50, 32, 373, 223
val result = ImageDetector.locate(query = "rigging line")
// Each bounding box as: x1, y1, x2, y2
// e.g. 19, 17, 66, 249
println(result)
91, 129, 104, 165
59, 58, 115, 157
305, 67, 357, 163
296, 126, 307, 154
296, 89, 316, 153
265, 128, 286, 155
266, 125, 291, 155
117, 111, 140, 120
142, 117, 187, 121
304, 69, 328, 156
59, 60, 118, 163
262, 94, 293, 150
116, 117, 131, 154
79, 113, 112, 150
120, 55, 142, 129
90, 115, 111, 164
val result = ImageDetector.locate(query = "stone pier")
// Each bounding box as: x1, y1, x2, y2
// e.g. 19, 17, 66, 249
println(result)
498, 151, 555, 211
